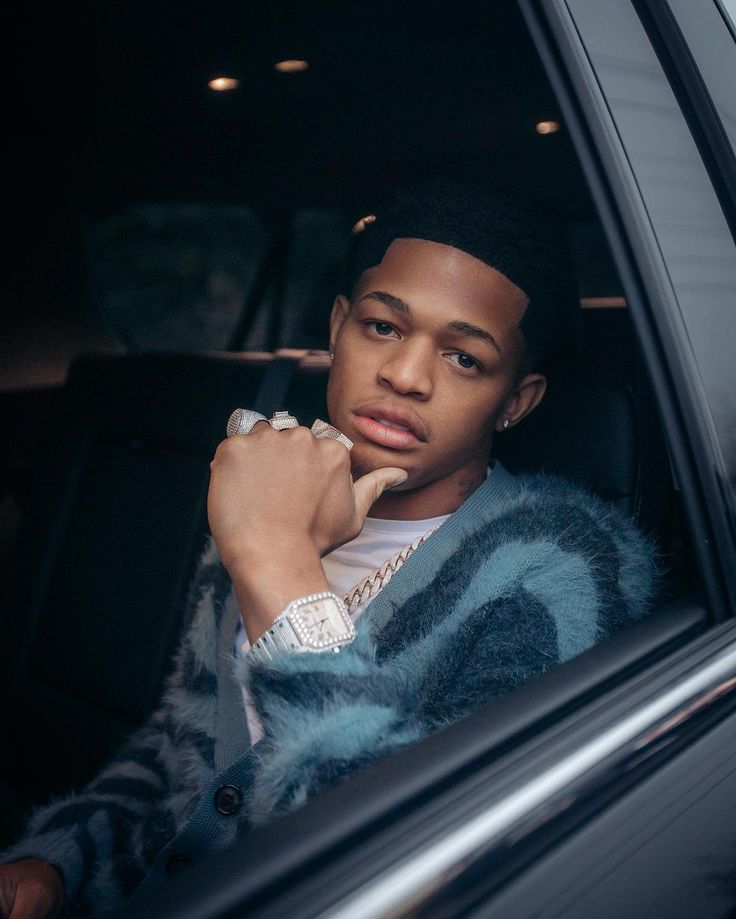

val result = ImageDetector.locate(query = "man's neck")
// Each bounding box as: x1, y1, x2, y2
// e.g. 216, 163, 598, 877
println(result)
366, 462, 489, 520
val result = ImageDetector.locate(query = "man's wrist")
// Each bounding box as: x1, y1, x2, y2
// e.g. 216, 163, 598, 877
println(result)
217, 531, 323, 572
227, 544, 330, 645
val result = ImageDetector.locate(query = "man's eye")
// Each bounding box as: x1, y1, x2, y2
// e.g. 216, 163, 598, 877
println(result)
448, 352, 479, 371
365, 320, 397, 337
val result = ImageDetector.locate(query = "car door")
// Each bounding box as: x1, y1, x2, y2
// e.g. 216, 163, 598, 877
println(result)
116, 1, 736, 916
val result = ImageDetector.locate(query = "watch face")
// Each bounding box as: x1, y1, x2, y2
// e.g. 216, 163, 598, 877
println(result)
288, 596, 353, 650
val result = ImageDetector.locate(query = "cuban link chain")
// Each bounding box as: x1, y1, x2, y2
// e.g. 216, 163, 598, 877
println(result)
343, 527, 439, 616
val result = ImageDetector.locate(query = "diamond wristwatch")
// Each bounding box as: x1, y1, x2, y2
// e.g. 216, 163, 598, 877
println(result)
248, 591, 356, 662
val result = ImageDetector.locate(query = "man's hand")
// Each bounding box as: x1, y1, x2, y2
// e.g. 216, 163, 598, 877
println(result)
0, 859, 63, 919
208, 423, 407, 569
207, 422, 407, 643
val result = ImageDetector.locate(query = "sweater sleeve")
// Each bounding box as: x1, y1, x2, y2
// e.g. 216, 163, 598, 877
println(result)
0, 535, 227, 915
239, 605, 557, 823
239, 632, 426, 824
0, 710, 177, 915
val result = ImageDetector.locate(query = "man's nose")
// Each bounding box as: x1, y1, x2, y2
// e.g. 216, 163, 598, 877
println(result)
378, 340, 433, 399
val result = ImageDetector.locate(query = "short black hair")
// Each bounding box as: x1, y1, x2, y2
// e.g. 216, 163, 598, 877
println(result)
343, 181, 579, 370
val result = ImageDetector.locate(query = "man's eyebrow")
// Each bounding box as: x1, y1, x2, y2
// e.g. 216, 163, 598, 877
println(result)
357, 290, 502, 354
447, 320, 502, 355
357, 290, 411, 314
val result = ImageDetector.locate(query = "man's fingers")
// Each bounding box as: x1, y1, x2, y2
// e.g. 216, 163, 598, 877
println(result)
4, 885, 57, 919
6, 889, 41, 919
353, 467, 408, 521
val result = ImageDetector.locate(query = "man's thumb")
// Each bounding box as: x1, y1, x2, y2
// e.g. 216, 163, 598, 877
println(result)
353, 467, 408, 520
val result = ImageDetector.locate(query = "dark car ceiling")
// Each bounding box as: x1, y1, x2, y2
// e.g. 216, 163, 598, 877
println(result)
9, 0, 594, 320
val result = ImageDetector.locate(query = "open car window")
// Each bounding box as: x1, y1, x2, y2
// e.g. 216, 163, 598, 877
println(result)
2, 1, 736, 917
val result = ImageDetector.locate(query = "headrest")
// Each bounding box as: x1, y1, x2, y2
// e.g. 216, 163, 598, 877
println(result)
498, 361, 670, 533
494, 364, 641, 512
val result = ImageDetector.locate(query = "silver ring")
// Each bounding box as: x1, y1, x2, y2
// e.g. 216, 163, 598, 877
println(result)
226, 409, 267, 438
269, 411, 299, 431
311, 418, 353, 451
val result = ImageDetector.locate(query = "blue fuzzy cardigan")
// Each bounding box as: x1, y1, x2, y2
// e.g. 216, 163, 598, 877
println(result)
1, 466, 658, 915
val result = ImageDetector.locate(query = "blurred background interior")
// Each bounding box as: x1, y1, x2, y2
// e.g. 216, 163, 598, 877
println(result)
4, 0, 623, 381
3, 0, 635, 572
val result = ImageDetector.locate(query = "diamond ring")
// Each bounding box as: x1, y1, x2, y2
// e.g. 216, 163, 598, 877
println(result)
269, 411, 299, 431
226, 409, 268, 438
311, 418, 353, 451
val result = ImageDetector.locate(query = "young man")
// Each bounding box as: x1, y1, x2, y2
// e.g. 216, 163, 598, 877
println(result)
0, 183, 658, 917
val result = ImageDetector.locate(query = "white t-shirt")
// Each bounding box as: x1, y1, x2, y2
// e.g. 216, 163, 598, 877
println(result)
231, 510, 451, 746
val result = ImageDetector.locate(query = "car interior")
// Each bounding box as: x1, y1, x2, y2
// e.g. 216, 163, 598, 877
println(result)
0, 0, 708, 867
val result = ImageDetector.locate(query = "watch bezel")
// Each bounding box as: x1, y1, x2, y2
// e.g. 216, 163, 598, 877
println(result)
285, 592, 354, 651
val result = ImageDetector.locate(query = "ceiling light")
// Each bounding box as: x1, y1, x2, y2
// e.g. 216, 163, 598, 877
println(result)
208, 76, 240, 92
536, 120, 561, 135
274, 59, 309, 73
352, 214, 377, 234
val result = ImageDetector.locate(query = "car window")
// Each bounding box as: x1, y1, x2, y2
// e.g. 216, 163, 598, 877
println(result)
661, 0, 736, 500
0, 0, 710, 743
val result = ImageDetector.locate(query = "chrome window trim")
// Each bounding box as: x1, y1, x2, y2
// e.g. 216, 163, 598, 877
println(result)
322, 639, 736, 919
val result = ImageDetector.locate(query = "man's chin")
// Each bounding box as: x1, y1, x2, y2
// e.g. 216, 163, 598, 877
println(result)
350, 446, 413, 482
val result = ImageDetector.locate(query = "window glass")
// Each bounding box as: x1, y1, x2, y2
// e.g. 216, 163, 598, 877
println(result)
568, 0, 736, 512
716, 0, 736, 33
666, 0, 736, 164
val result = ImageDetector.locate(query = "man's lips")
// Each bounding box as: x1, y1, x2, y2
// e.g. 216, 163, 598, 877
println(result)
351, 403, 427, 450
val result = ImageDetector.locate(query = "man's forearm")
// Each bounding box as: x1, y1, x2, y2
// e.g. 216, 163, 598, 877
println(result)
227, 543, 331, 644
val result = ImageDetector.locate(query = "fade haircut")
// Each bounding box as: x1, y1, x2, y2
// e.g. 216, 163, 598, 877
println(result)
342, 181, 579, 371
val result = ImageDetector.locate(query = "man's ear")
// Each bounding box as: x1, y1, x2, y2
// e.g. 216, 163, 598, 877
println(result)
494, 372, 547, 431
328, 295, 351, 355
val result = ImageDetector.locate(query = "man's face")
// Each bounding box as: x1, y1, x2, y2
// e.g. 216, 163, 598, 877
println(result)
327, 237, 545, 516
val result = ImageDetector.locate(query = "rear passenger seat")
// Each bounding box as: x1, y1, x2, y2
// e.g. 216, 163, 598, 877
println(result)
0, 325, 670, 845
0, 350, 329, 844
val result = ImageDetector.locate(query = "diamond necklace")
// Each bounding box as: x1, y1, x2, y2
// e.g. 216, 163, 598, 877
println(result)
343, 526, 439, 616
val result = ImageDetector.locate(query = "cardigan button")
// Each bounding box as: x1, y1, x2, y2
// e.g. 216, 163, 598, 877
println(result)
165, 853, 192, 875
214, 783, 244, 816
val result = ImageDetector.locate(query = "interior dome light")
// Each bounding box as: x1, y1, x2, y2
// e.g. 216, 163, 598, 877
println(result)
208, 76, 240, 91
274, 59, 309, 73
536, 120, 561, 135
352, 214, 377, 234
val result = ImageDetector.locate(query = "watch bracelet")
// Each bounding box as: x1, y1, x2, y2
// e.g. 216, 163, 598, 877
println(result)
249, 616, 300, 663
